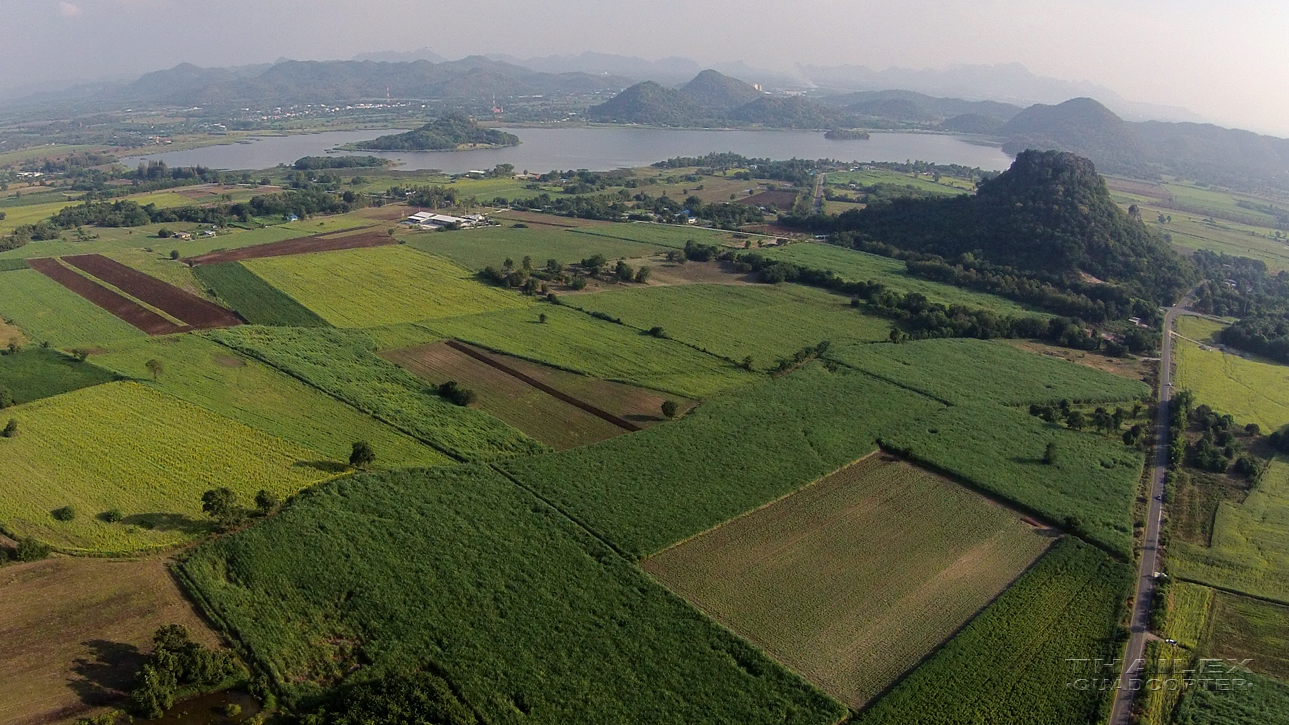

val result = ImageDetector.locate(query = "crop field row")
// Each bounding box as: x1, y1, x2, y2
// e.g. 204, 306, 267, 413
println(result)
755, 242, 1040, 315
856, 538, 1132, 725
403, 225, 669, 271
26, 257, 188, 336
827, 338, 1150, 406
0, 347, 116, 405
1172, 670, 1289, 725
243, 245, 530, 328
501, 361, 946, 558
1170, 456, 1289, 604
184, 228, 395, 266
1174, 315, 1289, 433
62, 253, 243, 329
419, 305, 757, 398
383, 341, 627, 450
566, 283, 892, 370
178, 465, 847, 725
0, 269, 148, 348
880, 403, 1143, 556
644, 455, 1052, 708
0, 382, 331, 553
568, 223, 734, 250
192, 262, 329, 327
206, 326, 546, 462
92, 335, 444, 469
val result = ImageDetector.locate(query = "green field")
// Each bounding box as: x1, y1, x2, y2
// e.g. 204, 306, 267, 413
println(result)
756, 242, 1040, 314
644, 455, 1051, 708
569, 223, 735, 250
206, 326, 546, 462
881, 403, 1144, 556
0, 269, 148, 348
855, 538, 1131, 725
1206, 591, 1289, 682
244, 245, 530, 328
1164, 581, 1215, 650
402, 225, 668, 271
501, 362, 945, 557
420, 305, 757, 398
192, 262, 329, 327
0, 382, 330, 553
1175, 315, 1289, 432
0, 348, 117, 405
828, 338, 1150, 406
826, 169, 973, 195
567, 283, 891, 369
91, 335, 444, 468
1170, 456, 1289, 604
1172, 670, 1289, 725
179, 465, 847, 725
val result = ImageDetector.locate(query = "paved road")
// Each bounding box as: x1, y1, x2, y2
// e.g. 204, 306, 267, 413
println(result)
1109, 301, 1186, 724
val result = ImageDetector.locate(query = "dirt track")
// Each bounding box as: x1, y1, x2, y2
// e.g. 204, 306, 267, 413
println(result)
62, 254, 241, 329
183, 229, 395, 266
27, 258, 188, 336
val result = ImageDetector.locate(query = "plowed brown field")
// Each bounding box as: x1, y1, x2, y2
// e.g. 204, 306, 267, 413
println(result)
26, 258, 188, 336
184, 230, 394, 266
61, 254, 241, 329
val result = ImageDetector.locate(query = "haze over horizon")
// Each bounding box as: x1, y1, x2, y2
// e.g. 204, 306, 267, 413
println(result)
4, 0, 1288, 136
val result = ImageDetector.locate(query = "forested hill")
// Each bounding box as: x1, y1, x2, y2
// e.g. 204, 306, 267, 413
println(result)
822, 150, 1196, 303
354, 115, 519, 151
587, 70, 850, 129
1000, 97, 1289, 190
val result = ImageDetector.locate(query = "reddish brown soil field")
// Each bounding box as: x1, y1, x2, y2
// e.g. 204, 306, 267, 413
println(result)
738, 190, 799, 210
493, 210, 609, 228
183, 230, 395, 266
27, 258, 188, 336
61, 254, 241, 330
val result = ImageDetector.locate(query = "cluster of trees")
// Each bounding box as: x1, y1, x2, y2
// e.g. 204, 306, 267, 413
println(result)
298, 670, 478, 725
1185, 403, 1259, 475
292, 155, 389, 170
199, 487, 280, 530
46, 185, 369, 231
437, 381, 477, 407
824, 182, 944, 206
1027, 400, 1145, 444
653, 154, 820, 186
1219, 316, 1289, 364
128, 625, 243, 719
774, 340, 830, 374
1184, 250, 1289, 362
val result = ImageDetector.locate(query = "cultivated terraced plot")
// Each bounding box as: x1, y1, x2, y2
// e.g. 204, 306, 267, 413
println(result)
0, 382, 329, 553
644, 455, 1052, 708
568, 283, 891, 369
180, 466, 847, 725
0, 269, 148, 348
93, 335, 445, 469
192, 262, 329, 327
421, 305, 756, 398
383, 341, 626, 450
828, 338, 1150, 406
243, 245, 529, 327
0, 347, 116, 405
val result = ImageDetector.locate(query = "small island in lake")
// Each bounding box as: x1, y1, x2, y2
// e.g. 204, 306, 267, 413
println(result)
824, 128, 871, 140
354, 114, 520, 151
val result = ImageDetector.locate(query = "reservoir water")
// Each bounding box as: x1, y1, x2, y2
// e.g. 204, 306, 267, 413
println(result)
120, 126, 1014, 173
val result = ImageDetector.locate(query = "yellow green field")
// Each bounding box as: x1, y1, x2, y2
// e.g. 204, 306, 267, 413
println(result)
244, 245, 531, 327
1170, 456, 1289, 604
0, 382, 333, 553
644, 455, 1052, 708
1174, 315, 1289, 432
1163, 581, 1214, 649
92, 335, 446, 468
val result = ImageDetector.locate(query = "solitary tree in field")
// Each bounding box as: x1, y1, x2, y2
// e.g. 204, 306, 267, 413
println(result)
1065, 410, 1086, 431
201, 487, 239, 527
145, 359, 164, 381
661, 400, 679, 419
254, 489, 280, 515
2, 418, 17, 438
538, 313, 548, 324
634, 266, 651, 283
350, 441, 376, 468
1043, 442, 1058, 465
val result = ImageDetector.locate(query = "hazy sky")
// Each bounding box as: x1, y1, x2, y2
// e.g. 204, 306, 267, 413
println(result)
4, 0, 1288, 135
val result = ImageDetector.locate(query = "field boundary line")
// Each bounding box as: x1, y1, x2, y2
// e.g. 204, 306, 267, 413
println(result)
445, 340, 642, 432
643, 451, 884, 560
489, 465, 634, 562
26, 257, 189, 336
1169, 575, 1289, 609
54, 257, 188, 326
